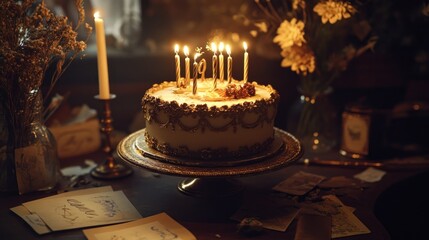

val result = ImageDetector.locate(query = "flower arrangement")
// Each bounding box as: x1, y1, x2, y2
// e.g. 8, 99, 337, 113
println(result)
251, 0, 377, 94
0, 0, 91, 143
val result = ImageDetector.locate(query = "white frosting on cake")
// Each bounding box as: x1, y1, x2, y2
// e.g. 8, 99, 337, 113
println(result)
142, 79, 279, 160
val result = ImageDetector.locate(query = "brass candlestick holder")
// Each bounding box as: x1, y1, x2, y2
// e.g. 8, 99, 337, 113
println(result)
91, 94, 133, 179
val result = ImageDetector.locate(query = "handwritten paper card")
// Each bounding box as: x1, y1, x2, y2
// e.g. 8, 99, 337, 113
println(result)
83, 212, 197, 240
11, 186, 114, 234
273, 171, 326, 195
23, 191, 141, 231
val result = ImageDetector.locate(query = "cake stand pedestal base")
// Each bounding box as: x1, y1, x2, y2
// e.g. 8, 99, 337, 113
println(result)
117, 128, 302, 198
178, 178, 243, 198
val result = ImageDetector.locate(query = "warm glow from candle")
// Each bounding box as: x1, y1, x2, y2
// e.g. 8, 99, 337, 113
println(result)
194, 53, 201, 61
211, 42, 217, 53
243, 41, 248, 52
219, 42, 224, 52
174, 44, 179, 54
226, 45, 231, 56
183, 46, 189, 57
94, 11, 100, 19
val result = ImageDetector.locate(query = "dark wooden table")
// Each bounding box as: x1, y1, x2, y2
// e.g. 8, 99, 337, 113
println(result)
1, 149, 428, 240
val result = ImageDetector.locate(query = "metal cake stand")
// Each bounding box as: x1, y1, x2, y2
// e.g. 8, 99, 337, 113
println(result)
116, 128, 303, 197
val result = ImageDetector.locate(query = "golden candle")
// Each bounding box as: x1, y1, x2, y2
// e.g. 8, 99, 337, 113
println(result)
211, 42, 218, 88
94, 11, 110, 99
243, 41, 248, 82
219, 42, 225, 82
184, 45, 190, 86
226, 44, 232, 83
198, 59, 207, 81
192, 53, 199, 95
174, 44, 181, 87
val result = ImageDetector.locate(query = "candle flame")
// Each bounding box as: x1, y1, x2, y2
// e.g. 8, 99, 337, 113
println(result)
174, 44, 179, 54
94, 11, 100, 19
183, 46, 189, 57
194, 53, 201, 61
219, 42, 225, 52
226, 44, 231, 56
211, 42, 217, 53
243, 41, 248, 51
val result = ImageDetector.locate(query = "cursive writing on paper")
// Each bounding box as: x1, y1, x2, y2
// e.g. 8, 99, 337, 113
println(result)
67, 199, 98, 218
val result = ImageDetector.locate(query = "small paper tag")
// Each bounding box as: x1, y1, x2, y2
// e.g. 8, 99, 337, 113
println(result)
15, 145, 49, 194
231, 204, 299, 232
10, 206, 51, 235
354, 167, 386, 183
273, 171, 326, 195
294, 214, 332, 240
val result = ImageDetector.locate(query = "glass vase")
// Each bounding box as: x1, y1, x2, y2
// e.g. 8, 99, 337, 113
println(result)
287, 87, 339, 156
0, 89, 60, 194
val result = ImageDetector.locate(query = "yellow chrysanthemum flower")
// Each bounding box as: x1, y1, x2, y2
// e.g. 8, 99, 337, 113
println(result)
313, 0, 357, 24
292, 0, 305, 10
273, 18, 306, 49
280, 45, 316, 75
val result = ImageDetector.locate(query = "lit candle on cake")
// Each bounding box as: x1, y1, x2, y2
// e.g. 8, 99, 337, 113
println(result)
192, 53, 201, 95
184, 45, 190, 86
243, 41, 248, 82
226, 44, 232, 83
198, 58, 206, 81
218, 42, 225, 82
94, 11, 110, 99
174, 44, 181, 87
211, 42, 218, 88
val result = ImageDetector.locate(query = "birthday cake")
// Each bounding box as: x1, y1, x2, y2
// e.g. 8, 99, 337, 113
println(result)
142, 79, 279, 160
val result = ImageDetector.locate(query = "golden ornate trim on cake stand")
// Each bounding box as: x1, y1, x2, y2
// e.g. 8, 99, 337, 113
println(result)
117, 128, 303, 197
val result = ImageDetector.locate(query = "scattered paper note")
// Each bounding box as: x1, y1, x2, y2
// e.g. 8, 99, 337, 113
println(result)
298, 195, 370, 238
11, 186, 114, 234
60, 159, 97, 177
273, 171, 326, 195
294, 214, 332, 240
354, 167, 386, 183
83, 212, 196, 240
324, 195, 371, 238
10, 206, 51, 235
231, 197, 299, 232
23, 190, 141, 231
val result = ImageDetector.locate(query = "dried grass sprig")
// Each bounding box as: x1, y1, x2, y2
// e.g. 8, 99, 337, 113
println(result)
0, 0, 92, 146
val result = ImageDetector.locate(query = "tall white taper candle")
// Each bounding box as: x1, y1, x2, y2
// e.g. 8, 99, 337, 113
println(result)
94, 11, 110, 99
